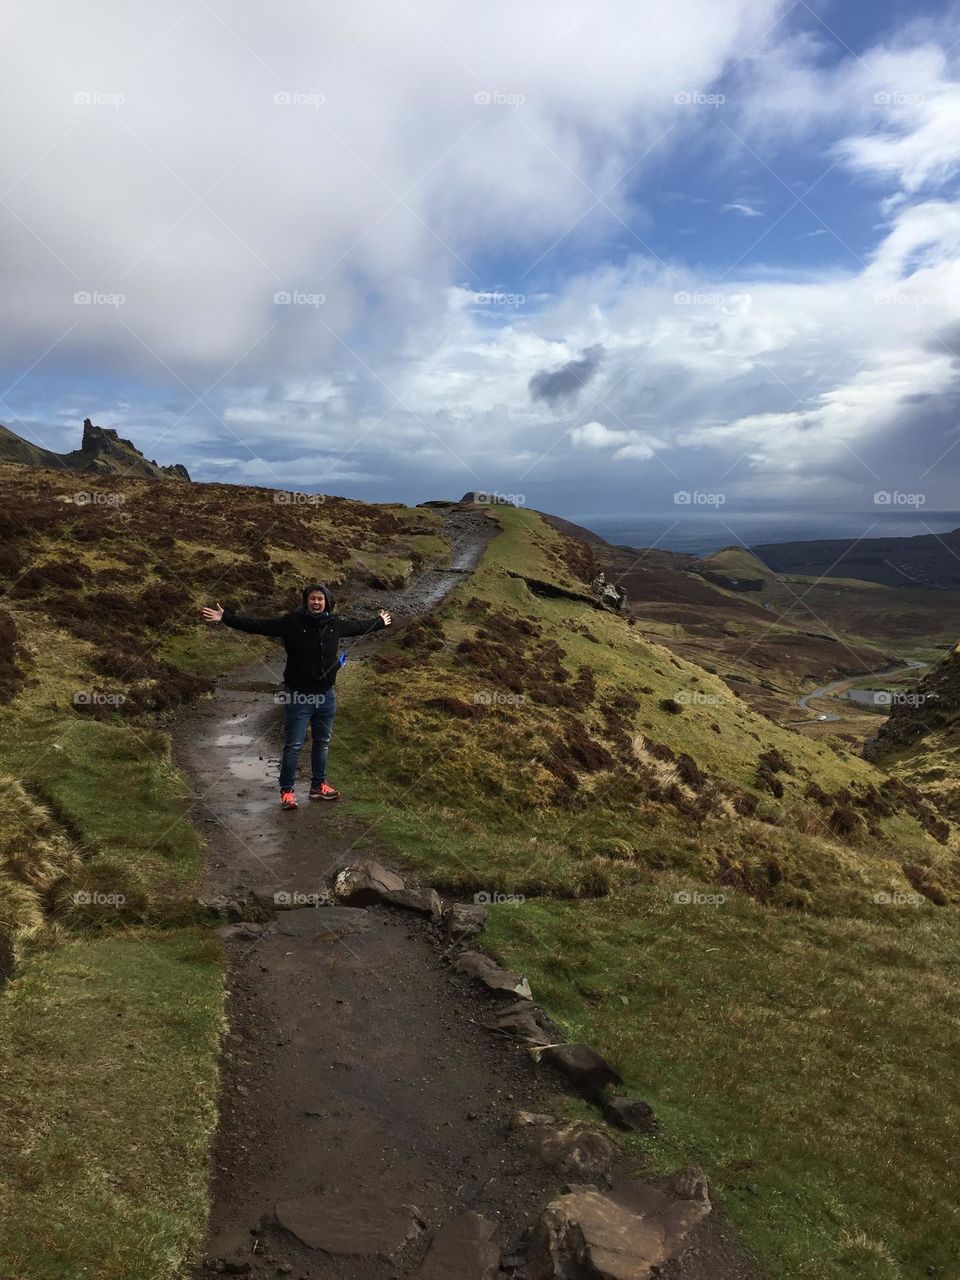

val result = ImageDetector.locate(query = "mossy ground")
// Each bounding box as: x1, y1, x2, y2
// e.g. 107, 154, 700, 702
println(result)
0, 930, 224, 1280
328, 503, 960, 1280
0, 462, 443, 1279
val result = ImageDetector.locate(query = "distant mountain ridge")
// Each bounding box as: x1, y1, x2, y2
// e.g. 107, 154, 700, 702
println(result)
0, 418, 190, 481
753, 527, 960, 590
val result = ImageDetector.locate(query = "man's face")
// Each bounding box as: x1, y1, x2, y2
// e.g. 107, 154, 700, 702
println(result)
307, 590, 326, 613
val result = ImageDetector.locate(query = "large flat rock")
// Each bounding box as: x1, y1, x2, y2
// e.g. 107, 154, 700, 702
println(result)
413, 1211, 500, 1280
528, 1175, 711, 1280
274, 905, 370, 938
275, 1191, 418, 1256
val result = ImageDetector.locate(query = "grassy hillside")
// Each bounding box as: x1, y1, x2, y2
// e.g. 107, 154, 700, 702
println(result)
3, 464, 959, 1280
592, 539, 960, 733
338, 505, 955, 910
0, 461, 447, 1279
871, 645, 960, 820
330, 503, 960, 1280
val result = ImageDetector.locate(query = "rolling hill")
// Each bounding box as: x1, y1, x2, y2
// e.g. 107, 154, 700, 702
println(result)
2, 471, 960, 1280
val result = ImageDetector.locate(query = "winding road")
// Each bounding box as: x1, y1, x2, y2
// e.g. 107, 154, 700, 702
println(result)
790, 658, 927, 724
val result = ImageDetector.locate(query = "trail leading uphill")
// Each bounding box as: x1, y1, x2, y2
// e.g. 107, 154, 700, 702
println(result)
174, 506, 763, 1280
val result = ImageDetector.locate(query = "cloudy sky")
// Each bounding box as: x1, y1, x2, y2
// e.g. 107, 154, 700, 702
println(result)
2, 0, 960, 527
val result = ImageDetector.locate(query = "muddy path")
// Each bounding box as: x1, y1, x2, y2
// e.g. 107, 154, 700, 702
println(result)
174, 505, 763, 1280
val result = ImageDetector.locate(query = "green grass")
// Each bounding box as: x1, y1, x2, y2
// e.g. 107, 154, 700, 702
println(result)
0, 711, 201, 904
0, 464, 458, 1280
156, 625, 273, 676
333, 506, 951, 911
0, 704, 223, 1280
327, 503, 960, 1280
484, 889, 960, 1280
0, 618, 219, 1280
698, 546, 775, 579
0, 929, 225, 1280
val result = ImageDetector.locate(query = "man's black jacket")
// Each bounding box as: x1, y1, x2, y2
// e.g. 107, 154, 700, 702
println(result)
221, 582, 385, 694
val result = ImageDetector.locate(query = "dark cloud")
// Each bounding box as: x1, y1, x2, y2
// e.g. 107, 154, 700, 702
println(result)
529, 345, 604, 407
926, 323, 960, 362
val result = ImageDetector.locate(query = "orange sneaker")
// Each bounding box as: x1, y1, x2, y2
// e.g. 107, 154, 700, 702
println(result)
280, 790, 298, 809
309, 781, 340, 801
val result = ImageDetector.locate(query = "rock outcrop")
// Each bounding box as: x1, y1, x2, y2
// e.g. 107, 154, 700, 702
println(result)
590, 572, 627, 612
0, 417, 190, 479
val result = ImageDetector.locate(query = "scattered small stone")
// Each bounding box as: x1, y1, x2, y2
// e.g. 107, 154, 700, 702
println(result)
600, 1096, 658, 1134
453, 951, 532, 999
511, 1111, 557, 1129
535, 1043, 621, 1097
445, 903, 487, 943
334, 859, 406, 906
383, 887, 443, 918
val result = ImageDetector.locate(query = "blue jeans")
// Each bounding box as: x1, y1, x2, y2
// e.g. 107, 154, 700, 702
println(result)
278, 688, 336, 791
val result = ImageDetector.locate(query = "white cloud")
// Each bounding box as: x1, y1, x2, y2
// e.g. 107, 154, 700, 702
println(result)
722, 202, 764, 217
569, 421, 666, 463
569, 421, 631, 448
0, 0, 781, 386
4, 2, 960, 513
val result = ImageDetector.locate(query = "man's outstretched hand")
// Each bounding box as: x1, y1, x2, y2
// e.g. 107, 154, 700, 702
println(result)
203, 602, 389, 625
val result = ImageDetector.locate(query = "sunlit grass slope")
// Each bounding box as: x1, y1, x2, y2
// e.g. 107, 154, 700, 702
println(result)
332, 502, 960, 1280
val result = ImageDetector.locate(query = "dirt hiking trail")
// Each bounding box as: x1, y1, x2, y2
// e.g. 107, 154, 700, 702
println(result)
173, 507, 764, 1280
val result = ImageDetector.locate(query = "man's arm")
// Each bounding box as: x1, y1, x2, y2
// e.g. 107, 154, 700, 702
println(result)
337, 609, 392, 638
201, 601, 287, 637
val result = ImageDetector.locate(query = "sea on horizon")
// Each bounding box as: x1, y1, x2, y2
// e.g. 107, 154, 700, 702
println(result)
569, 510, 960, 558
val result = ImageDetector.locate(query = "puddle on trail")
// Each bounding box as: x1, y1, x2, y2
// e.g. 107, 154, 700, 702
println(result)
242, 795, 277, 816
214, 733, 255, 747
225, 754, 278, 782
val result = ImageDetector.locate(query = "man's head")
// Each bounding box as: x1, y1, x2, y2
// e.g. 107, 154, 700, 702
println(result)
301, 582, 333, 615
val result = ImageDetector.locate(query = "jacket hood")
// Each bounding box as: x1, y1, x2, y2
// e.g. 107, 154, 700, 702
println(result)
298, 582, 335, 615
